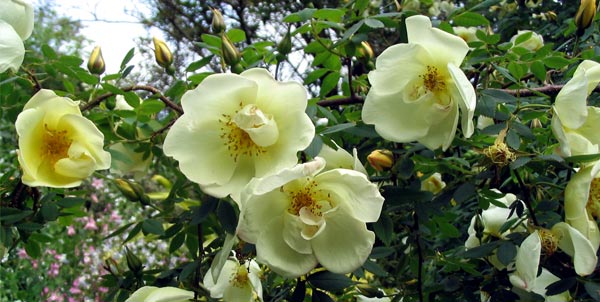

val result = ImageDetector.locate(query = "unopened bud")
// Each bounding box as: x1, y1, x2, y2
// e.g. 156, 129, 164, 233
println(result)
576, 0, 596, 36
115, 178, 138, 202
87, 46, 105, 75
221, 35, 241, 66
367, 149, 394, 171
151, 174, 172, 190
356, 41, 374, 60
153, 37, 173, 69
125, 246, 143, 273
211, 8, 226, 34
103, 258, 122, 275
530, 118, 542, 129
277, 31, 292, 55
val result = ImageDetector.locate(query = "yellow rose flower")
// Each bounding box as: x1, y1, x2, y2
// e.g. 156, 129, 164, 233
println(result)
16, 89, 111, 188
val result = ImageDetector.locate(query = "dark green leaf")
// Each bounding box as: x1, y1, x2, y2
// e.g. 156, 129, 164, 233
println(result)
506, 129, 520, 149
57, 197, 85, 208
125, 222, 143, 243
142, 219, 165, 236
217, 200, 238, 234
25, 240, 41, 258
546, 277, 576, 296
319, 71, 340, 97
565, 153, 600, 163
16, 222, 44, 232
312, 290, 335, 302
373, 213, 393, 246
290, 280, 306, 302
497, 241, 517, 266
362, 259, 388, 276
381, 186, 433, 206
454, 183, 476, 203
320, 122, 355, 135
41, 204, 59, 221
510, 157, 531, 170
191, 198, 218, 225
169, 231, 186, 253
179, 261, 198, 280
370, 247, 395, 259
462, 241, 498, 258
584, 282, 600, 301
0, 210, 33, 224
308, 271, 354, 292
530, 61, 546, 82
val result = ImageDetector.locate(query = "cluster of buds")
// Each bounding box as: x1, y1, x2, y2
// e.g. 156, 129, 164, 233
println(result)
114, 178, 151, 206
211, 7, 242, 72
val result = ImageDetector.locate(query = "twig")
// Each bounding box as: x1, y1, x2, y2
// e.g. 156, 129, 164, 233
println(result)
514, 170, 539, 226
414, 211, 424, 302
194, 223, 204, 300
24, 69, 42, 93
81, 85, 183, 115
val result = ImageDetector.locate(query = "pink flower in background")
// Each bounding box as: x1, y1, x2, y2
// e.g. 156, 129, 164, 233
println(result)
17, 248, 27, 258
48, 263, 60, 277
84, 216, 98, 230
67, 225, 76, 236
90, 193, 99, 203
91, 177, 104, 189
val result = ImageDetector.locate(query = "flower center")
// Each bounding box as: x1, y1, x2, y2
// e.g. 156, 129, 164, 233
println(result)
220, 102, 277, 162
42, 124, 71, 165
230, 265, 250, 288
538, 228, 558, 256
586, 178, 600, 218
286, 179, 333, 217
420, 66, 446, 93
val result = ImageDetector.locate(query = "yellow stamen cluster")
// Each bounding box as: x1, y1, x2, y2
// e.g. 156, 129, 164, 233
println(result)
42, 124, 71, 166
287, 179, 331, 217
483, 142, 516, 167
230, 265, 250, 288
219, 102, 266, 162
537, 228, 558, 256
420, 66, 446, 93
586, 178, 600, 218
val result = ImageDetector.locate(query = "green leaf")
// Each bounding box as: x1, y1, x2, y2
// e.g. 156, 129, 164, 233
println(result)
120, 48, 135, 69
290, 280, 306, 302
370, 247, 395, 259
543, 56, 570, 69
381, 186, 433, 206
57, 197, 86, 208
179, 261, 199, 281
138, 99, 165, 115
169, 231, 186, 253
546, 277, 576, 296
362, 259, 388, 276
530, 61, 546, 82
308, 271, 354, 292
142, 219, 165, 236
506, 129, 520, 149
453, 183, 476, 203
462, 242, 498, 258
513, 31, 533, 46
452, 12, 490, 26
186, 56, 213, 72
319, 71, 340, 97
320, 122, 355, 135
305, 68, 329, 84
312, 290, 335, 302
0, 210, 33, 224
217, 200, 238, 234
507, 61, 527, 81
364, 18, 384, 28
41, 204, 59, 222
510, 157, 532, 170
125, 222, 143, 243
373, 213, 393, 246
565, 153, 600, 163
314, 8, 345, 22
25, 240, 41, 258
226, 29, 247, 43
497, 241, 517, 266
16, 222, 43, 232
41, 44, 57, 59
584, 282, 600, 301
283, 8, 317, 22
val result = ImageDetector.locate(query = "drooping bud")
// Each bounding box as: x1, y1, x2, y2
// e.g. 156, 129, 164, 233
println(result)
87, 46, 105, 75
367, 149, 394, 171
211, 7, 226, 34
530, 118, 542, 129
482, 128, 516, 167
125, 246, 144, 273
576, 0, 596, 36
221, 35, 241, 66
152, 37, 173, 69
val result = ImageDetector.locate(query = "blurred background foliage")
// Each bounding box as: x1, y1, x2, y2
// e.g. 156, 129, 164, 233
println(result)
2, 0, 600, 301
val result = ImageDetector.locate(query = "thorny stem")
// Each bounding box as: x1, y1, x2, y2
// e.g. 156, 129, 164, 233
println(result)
194, 223, 204, 300
514, 170, 539, 226
24, 69, 42, 93
413, 211, 424, 302
81, 85, 183, 115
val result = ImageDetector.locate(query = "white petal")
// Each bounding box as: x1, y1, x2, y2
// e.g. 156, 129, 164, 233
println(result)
315, 169, 384, 223
284, 212, 313, 254
249, 158, 325, 196
0, 21, 24, 73
0, 0, 34, 40
125, 286, 157, 302
405, 15, 469, 66
204, 260, 239, 298
565, 161, 600, 251
311, 206, 375, 274
237, 190, 289, 244
418, 100, 459, 150
145, 287, 194, 302
514, 231, 541, 290
552, 222, 598, 276
448, 63, 476, 138
367, 43, 429, 96
223, 282, 253, 302
255, 215, 318, 278
554, 68, 589, 130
